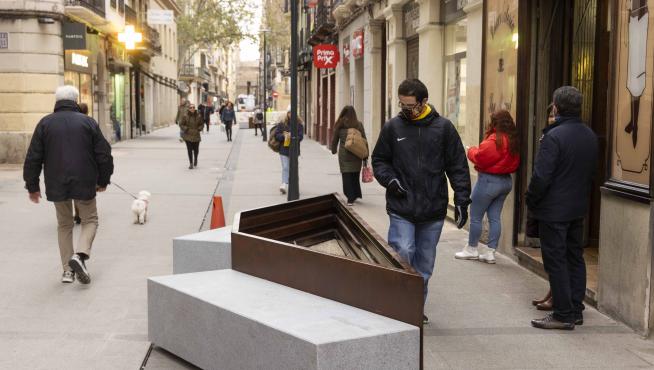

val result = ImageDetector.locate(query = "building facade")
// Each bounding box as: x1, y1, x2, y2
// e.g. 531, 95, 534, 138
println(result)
295, 0, 654, 337
0, 0, 179, 163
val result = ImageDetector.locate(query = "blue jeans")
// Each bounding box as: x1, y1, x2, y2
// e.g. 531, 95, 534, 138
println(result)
468, 173, 513, 249
280, 155, 289, 184
388, 213, 444, 302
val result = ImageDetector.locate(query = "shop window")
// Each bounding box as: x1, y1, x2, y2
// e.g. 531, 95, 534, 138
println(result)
606, 0, 653, 197
443, 19, 467, 134
64, 71, 93, 116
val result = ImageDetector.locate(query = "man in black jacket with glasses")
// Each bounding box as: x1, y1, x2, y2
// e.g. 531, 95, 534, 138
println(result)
372, 79, 471, 324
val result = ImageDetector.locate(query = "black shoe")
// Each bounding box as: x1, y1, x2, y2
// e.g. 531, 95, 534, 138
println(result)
69, 254, 91, 284
531, 313, 574, 330
423, 315, 429, 325
194, 161, 198, 167
189, 164, 193, 169
575, 314, 583, 325
74, 215, 81, 224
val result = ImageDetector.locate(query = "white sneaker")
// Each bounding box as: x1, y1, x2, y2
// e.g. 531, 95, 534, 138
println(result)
61, 271, 75, 283
478, 245, 496, 264
279, 183, 287, 194
454, 245, 478, 260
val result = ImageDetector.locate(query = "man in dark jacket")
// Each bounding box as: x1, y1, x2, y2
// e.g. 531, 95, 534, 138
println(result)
198, 102, 214, 132
23, 85, 114, 285
528, 86, 598, 330
372, 79, 471, 323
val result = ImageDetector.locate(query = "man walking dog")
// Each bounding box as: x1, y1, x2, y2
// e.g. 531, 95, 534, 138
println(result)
23, 85, 114, 284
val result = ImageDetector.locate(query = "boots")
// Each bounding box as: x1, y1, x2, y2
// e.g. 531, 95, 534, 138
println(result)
532, 289, 553, 311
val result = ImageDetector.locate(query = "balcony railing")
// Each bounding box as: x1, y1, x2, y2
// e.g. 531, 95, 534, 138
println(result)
125, 5, 137, 25
180, 64, 196, 78
308, 0, 335, 45
118, 0, 124, 14
65, 0, 106, 17
145, 25, 162, 54
199, 67, 211, 81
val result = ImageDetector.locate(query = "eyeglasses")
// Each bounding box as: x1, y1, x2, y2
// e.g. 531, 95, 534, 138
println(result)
398, 101, 420, 110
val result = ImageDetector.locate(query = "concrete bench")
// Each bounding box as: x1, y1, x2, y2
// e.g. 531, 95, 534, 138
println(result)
148, 269, 420, 370
172, 226, 232, 274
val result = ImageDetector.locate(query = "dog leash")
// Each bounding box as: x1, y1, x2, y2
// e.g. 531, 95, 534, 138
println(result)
111, 181, 138, 199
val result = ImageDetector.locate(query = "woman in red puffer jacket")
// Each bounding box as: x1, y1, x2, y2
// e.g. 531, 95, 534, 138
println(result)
455, 110, 520, 264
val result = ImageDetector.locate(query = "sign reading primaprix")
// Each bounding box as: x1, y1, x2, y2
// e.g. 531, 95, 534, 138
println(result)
147, 9, 174, 25
313, 44, 340, 69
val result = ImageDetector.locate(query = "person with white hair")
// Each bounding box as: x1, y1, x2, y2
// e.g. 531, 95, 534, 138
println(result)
23, 85, 114, 285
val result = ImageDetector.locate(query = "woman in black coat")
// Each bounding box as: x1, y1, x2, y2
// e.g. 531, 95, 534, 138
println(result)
331, 106, 366, 206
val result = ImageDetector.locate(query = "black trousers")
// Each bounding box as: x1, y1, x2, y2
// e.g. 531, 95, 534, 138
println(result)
254, 123, 264, 136
185, 140, 199, 165
224, 121, 233, 141
342, 172, 362, 203
204, 120, 210, 132
539, 219, 586, 322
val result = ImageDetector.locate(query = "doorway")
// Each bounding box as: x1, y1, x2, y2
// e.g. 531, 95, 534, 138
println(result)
516, 0, 610, 301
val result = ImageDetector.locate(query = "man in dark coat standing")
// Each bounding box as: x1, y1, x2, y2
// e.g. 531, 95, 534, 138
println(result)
528, 86, 598, 330
372, 79, 471, 324
23, 85, 114, 285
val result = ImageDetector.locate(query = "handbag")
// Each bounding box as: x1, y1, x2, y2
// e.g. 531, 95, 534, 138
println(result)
361, 161, 374, 183
344, 128, 369, 160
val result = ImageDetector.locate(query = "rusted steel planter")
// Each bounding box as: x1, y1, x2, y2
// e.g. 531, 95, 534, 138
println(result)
231, 193, 424, 329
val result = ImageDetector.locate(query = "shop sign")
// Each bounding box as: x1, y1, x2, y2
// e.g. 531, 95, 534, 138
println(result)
342, 39, 350, 64
63, 21, 86, 50
0, 33, 8, 49
64, 50, 92, 74
313, 44, 340, 69
147, 9, 174, 25
403, 2, 420, 38
351, 29, 364, 59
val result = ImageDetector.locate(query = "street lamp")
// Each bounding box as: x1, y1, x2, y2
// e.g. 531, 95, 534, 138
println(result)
288, 0, 299, 201
260, 28, 270, 142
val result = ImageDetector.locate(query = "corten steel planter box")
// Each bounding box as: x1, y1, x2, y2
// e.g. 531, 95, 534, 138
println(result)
231, 193, 424, 329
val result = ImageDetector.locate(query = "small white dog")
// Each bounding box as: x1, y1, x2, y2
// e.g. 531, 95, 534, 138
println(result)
131, 191, 151, 224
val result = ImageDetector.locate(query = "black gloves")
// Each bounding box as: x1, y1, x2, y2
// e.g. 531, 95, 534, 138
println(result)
455, 205, 468, 229
388, 179, 408, 198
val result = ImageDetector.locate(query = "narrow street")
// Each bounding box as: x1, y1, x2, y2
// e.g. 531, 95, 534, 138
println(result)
2, 125, 654, 369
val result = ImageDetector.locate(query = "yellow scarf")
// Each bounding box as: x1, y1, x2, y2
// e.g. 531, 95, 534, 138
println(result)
412, 105, 432, 121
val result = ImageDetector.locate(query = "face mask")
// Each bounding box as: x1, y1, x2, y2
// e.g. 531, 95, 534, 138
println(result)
400, 103, 422, 120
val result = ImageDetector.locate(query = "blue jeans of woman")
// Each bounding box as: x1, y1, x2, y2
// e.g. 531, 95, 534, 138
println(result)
468, 173, 513, 249
388, 213, 444, 302
280, 154, 289, 184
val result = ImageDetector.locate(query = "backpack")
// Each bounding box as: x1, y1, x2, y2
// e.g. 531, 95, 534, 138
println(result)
256, 112, 264, 121
268, 125, 281, 152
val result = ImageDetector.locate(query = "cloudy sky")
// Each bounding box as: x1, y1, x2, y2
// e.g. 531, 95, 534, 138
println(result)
239, 0, 263, 61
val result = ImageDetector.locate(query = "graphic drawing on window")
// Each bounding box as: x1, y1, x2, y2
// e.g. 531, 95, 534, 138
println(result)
625, 0, 648, 148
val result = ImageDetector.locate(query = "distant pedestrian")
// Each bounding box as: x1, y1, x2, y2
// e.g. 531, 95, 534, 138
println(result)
454, 110, 520, 264
331, 106, 367, 206
176, 97, 190, 143
23, 85, 114, 285
528, 86, 598, 330
180, 103, 203, 169
110, 103, 121, 142
254, 107, 265, 136
220, 101, 236, 142
199, 102, 214, 132
78, 102, 89, 115
274, 110, 304, 194
531, 103, 557, 312
372, 79, 471, 324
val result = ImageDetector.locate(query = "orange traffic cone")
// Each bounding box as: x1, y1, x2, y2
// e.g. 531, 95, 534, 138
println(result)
210, 196, 226, 229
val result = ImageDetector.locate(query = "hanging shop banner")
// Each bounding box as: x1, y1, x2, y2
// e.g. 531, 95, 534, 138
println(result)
342, 39, 350, 64
63, 21, 87, 50
403, 2, 420, 39
313, 44, 340, 69
147, 10, 174, 25
351, 29, 364, 59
